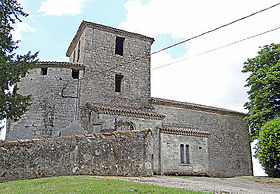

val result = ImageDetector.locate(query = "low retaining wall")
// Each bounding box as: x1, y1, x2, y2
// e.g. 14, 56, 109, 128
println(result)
0, 130, 152, 182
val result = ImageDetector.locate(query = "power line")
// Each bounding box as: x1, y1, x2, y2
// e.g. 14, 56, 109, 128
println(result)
71, 2, 280, 79
151, 2, 280, 55
152, 25, 280, 70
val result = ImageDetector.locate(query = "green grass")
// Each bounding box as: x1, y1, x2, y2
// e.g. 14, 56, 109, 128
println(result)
0, 176, 206, 194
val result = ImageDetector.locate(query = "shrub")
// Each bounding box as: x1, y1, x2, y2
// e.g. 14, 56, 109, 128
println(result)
256, 116, 280, 177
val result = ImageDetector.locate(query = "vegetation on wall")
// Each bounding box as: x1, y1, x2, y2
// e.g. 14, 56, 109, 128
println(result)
242, 43, 280, 177
0, 0, 38, 124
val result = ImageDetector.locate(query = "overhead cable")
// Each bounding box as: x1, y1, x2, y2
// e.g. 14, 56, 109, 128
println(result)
151, 2, 280, 55
152, 26, 280, 70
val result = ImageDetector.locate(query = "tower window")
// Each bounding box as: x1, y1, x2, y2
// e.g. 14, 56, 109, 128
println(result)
115, 74, 123, 92
77, 41, 80, 62
72, 69, 79, 79
41, 68, 47, 75
73, 50, 76, 63
115, 36, 124, 56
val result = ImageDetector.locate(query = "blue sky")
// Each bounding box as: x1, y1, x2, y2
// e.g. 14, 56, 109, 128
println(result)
14, 0, 280, 113
2, 0, 280, 175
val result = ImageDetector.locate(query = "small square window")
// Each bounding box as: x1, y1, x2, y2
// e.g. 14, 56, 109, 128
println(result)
41, 68, 47, 75
72, 69, 79, 79
115, 36, 124, 56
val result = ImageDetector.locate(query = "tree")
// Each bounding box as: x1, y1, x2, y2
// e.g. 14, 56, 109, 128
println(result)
0, 0, 38, 123
242, 43, 280, 141
256, 116, 280, 177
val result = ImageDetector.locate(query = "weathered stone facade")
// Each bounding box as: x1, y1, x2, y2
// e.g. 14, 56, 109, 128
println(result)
0, 130, 152, 182
5, 21, 253, 178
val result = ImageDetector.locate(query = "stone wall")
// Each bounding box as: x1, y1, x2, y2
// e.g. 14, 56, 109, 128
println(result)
6, 67, 85, 140
79, 26, 152, 110
0, 130, 152, 182
160, 133, 209, 176
152, 104, 253, 177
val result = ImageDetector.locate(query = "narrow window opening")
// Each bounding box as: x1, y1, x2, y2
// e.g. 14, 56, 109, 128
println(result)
73, 50, 76, 63
180, 144, 184, 164
115, 74, 123, 92
185, 145, 190, 164
41, 68, 47, 75
115, 36, 124, 56
72, 69, 79, 79
77, 41, 80, 62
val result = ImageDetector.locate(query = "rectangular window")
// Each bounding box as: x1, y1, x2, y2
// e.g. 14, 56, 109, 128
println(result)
180, 144, 184, 164
73, 50, 76, 63
180, 144, 190, 164
72, 69, 79, 79
185, 145, 190, 164
77, 41, 80, 62
115, 74, 123, 92
41, 68, 47, 75
115, 36, 124, 56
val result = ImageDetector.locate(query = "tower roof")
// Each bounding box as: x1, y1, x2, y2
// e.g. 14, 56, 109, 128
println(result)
66, 21, 155, 57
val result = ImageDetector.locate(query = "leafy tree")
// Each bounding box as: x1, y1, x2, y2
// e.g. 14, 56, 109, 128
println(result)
256, 116, 280, 177
242, 43, 280, 141
0, 0, 38, 123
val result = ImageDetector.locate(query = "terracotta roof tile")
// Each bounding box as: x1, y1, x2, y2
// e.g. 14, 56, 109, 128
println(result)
37, 61, 84, 70
87, 103, 165, 120
161, 125, 211, 137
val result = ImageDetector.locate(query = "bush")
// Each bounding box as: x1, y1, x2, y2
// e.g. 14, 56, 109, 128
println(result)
256, 116, 280, 177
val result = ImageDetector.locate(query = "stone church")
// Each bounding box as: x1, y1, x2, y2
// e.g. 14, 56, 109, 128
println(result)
6, 21, 252, 177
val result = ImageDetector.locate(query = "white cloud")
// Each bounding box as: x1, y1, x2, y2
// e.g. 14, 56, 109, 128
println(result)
38, 0, 88, 16
18, 0, 24, 6
120, 0, 280, 112
12, 21, 36, 41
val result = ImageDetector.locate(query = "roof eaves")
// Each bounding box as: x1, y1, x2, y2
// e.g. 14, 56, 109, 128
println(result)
66, 21, 155, 57
87, 103, 165, 120
151, 97, 246, 116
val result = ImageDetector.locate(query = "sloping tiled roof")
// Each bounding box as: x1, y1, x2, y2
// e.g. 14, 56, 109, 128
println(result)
150, 97, 245, 116
66, 20, 155, 57
160, 125, 211, 137
87, 103, 165, 120
37, 61, 84, 70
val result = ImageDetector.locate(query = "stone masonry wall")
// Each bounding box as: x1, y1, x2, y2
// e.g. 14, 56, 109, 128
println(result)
160, 133, 209, 176
6, 67, 83, 140
0, 130, 152, 182
79, 27, 152, 110
153, 104, 253, 177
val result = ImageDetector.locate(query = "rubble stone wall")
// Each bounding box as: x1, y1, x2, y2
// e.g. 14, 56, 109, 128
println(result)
153, 104, 253, 177
0, 130, 152, 182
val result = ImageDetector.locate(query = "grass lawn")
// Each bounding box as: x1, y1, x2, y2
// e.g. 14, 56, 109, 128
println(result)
0, 175, 205, 194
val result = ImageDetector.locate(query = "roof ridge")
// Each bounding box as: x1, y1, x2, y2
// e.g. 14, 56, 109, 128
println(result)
151, 97, 246, 116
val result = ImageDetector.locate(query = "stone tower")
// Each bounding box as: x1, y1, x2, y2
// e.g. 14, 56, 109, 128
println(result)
6, 21, 156, 140
67, 21, 154, 109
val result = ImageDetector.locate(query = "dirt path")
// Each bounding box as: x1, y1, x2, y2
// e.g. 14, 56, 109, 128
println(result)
96, 176, 280, 194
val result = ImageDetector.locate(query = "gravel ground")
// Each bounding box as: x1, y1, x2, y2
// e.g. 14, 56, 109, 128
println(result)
96, 176, 280, 194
